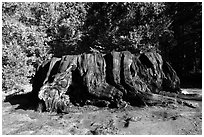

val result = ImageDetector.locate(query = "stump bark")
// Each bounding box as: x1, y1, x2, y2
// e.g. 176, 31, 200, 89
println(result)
32, 50, 180, 112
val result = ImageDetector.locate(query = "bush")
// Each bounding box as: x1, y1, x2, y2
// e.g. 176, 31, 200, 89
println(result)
2, 3, 50, 93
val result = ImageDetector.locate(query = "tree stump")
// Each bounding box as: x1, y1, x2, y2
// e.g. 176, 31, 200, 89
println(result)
32, 50, 181, 112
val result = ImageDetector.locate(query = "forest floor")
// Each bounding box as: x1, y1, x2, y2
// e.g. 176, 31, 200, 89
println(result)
2, 88, 202, 135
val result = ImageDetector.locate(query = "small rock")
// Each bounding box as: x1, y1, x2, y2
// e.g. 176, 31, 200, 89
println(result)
131, 116, 142, 122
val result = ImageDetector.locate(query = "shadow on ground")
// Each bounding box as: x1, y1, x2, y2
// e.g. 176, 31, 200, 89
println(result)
4, 92, 39, 110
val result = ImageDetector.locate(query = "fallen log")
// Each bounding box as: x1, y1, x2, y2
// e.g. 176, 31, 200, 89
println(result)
146, 93, 200, 108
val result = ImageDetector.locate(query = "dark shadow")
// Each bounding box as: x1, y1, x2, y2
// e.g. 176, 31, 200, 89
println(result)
103, 52, 114, 85
139, 54, 154, 70
180, 73, 202, 88
48, 60, 61, 83
68, 68, 89, 106
3, 92, 40, 110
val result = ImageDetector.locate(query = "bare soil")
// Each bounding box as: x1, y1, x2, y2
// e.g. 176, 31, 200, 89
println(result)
2, 89, 202, 135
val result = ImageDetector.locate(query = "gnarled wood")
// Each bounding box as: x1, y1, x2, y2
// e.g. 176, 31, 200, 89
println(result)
32, 50, 181, 112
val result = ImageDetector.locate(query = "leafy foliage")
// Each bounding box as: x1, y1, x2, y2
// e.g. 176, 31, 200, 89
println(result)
82, 2, 170, 52
44, 2, 88, 56
2, 2, 50, 91
2, 2, 202, 92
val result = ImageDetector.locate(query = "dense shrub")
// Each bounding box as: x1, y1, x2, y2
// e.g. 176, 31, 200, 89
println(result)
2, 3, 50, 92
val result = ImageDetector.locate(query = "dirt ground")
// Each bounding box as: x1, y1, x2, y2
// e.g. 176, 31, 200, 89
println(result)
2, 89, 202, 135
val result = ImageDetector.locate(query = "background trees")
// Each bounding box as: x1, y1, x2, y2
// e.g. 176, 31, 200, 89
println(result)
160, 2, 202, 87
2, 2, 202, 93
81, 2, 170, 52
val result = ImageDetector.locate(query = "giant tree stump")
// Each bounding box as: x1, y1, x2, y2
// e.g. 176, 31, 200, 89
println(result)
32, 50, 181, 112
